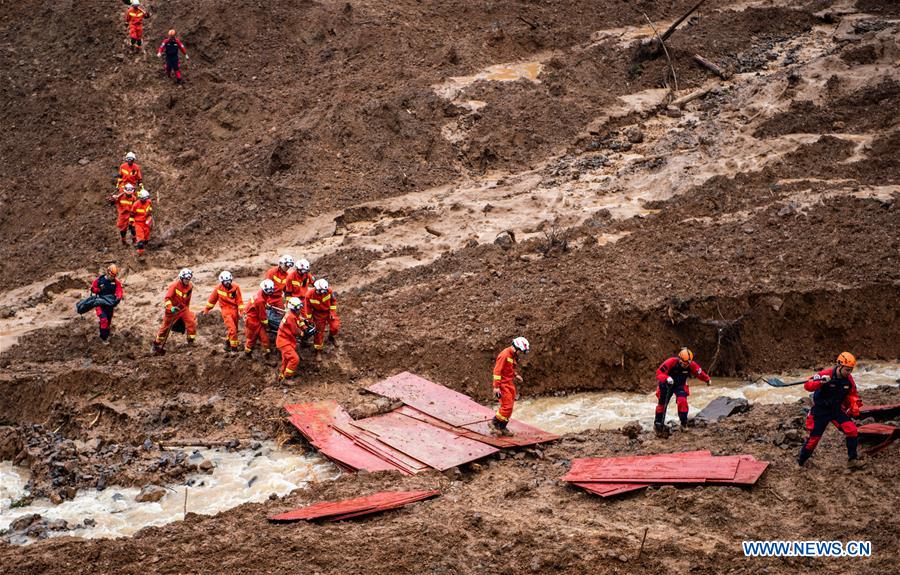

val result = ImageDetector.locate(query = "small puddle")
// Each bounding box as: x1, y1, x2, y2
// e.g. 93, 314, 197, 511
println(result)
434, 59, 546, 100
515, 362, 900, 435
0, 443, 339, 543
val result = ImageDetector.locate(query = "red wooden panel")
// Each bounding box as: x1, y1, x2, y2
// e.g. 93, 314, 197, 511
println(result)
269, 490, 440, 522
331, 422, 426, 474
563, 452, 721, 482
572, 482, 648, 497
714, 456, 768, 485
857, 423, 899, 437
460, 419, 559, 446
352, 411, 499, 471
366, 372, 496, 426
395, 406, 519, 448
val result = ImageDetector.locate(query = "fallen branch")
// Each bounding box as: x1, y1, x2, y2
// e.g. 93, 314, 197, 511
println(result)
642, 13, 678, 95
660, 0, 706, 43
637, 527, 649, 560
671, 84, 716, 107
694, 54, 729, 79
516, 15, 538, 30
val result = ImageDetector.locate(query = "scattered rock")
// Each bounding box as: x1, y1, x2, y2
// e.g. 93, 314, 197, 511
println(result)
135, 485, 167, 503
77, 158, 90, 166
198, 458, 215, 473
494, 230, 516, 249
10, 514, 42, 532
625, 126, 644, 144
621, 421, 643, 439
696, 397, 751, 423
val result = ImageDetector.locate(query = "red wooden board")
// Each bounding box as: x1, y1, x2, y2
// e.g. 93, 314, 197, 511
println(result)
269, 490, 440, 522
284, 402, 398, 473
563, 452, 719, 482
857, 404, 900, 420
460, 419, 559, 446
572, 482, 648, 497
352, 411, 499, 471
709, 456, 769, 485
331, 422, 427, 474
857, 423, 900, 437
395, 406, 518, 448
366, 371, 496, 426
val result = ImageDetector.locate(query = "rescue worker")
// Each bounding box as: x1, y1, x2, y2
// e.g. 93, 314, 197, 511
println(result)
243, 279, 280, 357
116, 152, 143, 191
307, 278, 340, 353
124, 1, 151, 52
152, 268, 197, 354
287, 258, 316, 298
489, 337, 530, 436
276, 297, 308, 382
202, 271, 244, 352
156, 30, 189, 85
264, 255, 294, 300
798, 352, 863, 468
131, 189, 153, 256
654, 348, 711, 435
90, 264, 124, 343
111, 183, 137, 245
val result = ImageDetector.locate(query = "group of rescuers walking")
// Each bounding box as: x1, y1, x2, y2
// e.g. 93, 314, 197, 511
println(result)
91, 260, 866, 460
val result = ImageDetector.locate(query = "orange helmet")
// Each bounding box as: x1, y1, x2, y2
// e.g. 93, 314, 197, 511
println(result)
837, 352, 856, 368
107, 264, 119, 277
677, 348, 694, 363
168, 29, 176, 37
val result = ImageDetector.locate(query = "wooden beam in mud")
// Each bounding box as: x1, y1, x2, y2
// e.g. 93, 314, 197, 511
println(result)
694, 54, 730, 79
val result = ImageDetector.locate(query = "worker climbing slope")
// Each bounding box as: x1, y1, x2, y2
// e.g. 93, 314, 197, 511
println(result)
90, 264, 124, 343
153, 268, 197, 354
124, 1, 151, 52
202, 271, 244, 352
243, 279, 281, 358
798, 352, 863, 468
157, 29, 189, 85
115, 152, 143, 191
110, 183, 137, 245
654, 348, 711, 435
307, 279, 340, 354
489, 337, 530, 436
131, 189, 153, 256
276, 297, 312, 382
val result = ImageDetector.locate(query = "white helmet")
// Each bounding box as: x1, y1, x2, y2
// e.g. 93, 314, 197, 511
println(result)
512, 337, 530, 353
130, 0, 140, 6
313, 278, 329, 293
138, 190, 150, 200
287, 297, 303, 312
125, 151, 136, 160
178, 268, 193, 280
260, 279, 275, 294
124, 183, 135, 192
278, 254, 295, 269
218, 271, 233, 283
297, 258, 311, 273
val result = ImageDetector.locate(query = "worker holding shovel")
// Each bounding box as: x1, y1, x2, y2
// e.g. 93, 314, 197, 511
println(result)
654, 348, 711, 435
797, 352, 863, 468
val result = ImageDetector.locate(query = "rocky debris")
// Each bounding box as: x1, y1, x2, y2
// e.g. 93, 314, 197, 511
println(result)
494, 230, 516, 249
4, 514, 72, 543
620, 421, 643, 439
0, 426, 22, 460
135, 485, 167, 503
625, 126, 644, 144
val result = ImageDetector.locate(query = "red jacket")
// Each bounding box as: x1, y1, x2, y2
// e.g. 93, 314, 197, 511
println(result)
287, 269, 316, 298
264, 266, 291, 298
492, 346, 518, 389
117, 162, 142, 188
205, 283, 244, 313
131, 198, 152, 224
655, 357, 711, 385
116, 192, 136, 215
244, 289, 281, 322
91, 276, 123, 300
125, 7, 149, 33
276, 311, 306, 349
804, 367, 861, 415
307, 288, 337, 317
163, 279, 192, 313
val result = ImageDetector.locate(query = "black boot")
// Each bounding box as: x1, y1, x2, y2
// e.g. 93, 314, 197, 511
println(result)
797, 446, 813, 466
679, 412, 689, 430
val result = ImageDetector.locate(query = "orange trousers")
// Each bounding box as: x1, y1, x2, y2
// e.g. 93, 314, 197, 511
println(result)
220, 308, 240, 349
244, 318, 270, 352
155, 309, 197, 345
278, 342, 299, 379
116, 211, 133, 232
312, 313, 340, 350
134, 221, 151, 242
495, 382, 516, 422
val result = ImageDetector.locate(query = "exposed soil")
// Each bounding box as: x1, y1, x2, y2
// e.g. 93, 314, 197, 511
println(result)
1, 0, 899, 572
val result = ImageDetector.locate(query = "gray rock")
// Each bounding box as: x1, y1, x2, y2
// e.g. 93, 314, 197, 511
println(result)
10, 514, 42, 532
494, 230, 516, 249
625, 126, 644, 144
696, 397, 750, 423
621, 421, 642, 439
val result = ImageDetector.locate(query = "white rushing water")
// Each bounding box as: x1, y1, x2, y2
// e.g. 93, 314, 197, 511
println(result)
514, 362, 900, 435
0, 443, 339, 543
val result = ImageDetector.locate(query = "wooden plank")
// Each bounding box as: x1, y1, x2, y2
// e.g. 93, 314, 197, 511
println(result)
366, 372, 496, 427
269, 490, 440, 522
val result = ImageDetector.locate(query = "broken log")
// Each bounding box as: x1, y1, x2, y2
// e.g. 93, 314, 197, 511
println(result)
671, 84, 717, 108
694, 54, 729, 79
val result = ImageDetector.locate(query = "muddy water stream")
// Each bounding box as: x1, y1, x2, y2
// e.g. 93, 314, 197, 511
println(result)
0, 443, 339, 543
515, 362, 900, 435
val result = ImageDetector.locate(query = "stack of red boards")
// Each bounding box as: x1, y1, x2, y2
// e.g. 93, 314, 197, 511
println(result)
285, 372, 558, 474
857, 404, 900, 421
858, 423, 900, 455
269, 490, 440, 523
563, 450, 769, 498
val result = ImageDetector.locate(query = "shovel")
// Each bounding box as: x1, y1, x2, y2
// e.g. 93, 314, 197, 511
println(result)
761, 377, 808, 388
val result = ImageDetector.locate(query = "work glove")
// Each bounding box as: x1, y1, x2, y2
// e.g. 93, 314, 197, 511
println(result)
156, 52, 161, 58
185, 55, 190, 60
493, 388, 501, 400
666, 376, 674, 385
813, 374, 831, 384
515, 391, 520, 401
706, 378, 712, 386
515, 374, 523, 384
170, 306, 179, 314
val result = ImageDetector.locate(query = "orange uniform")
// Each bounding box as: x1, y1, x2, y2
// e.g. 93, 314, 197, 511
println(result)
205, 283, 244, 350
287, 269, 316, 299
131, 198, 152, 254
155, 279, 197, 347
243, 289, 280, 354
264, 266, 292, 299
492, 346, 518, 423
125, 7, 149, 42
276, 310, 307, 379
307, 287, 340, 350
117, 162, 143, 190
